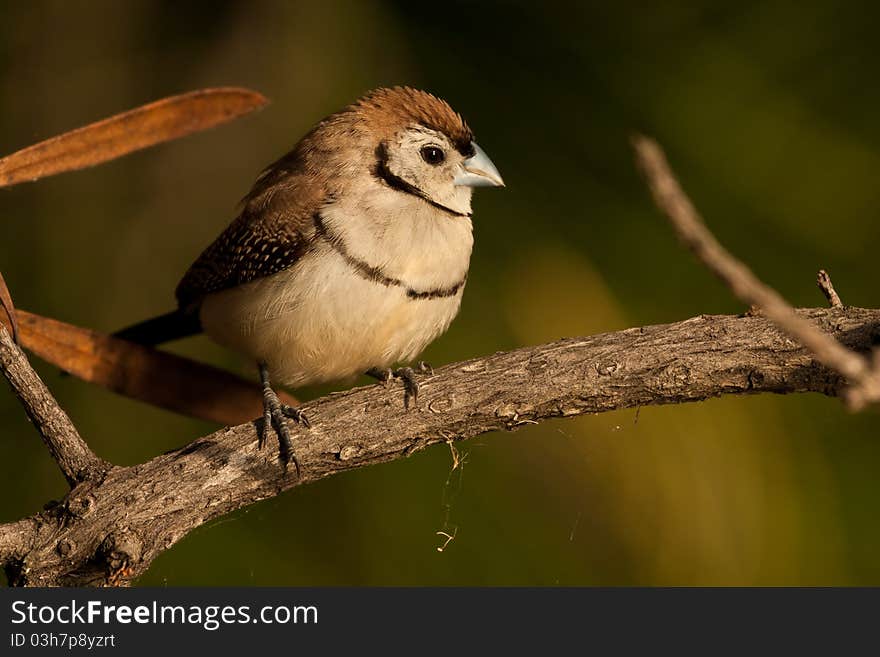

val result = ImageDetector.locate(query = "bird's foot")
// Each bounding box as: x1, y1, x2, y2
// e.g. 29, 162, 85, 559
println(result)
258, 363, 309, 474
367, 361, 433, 409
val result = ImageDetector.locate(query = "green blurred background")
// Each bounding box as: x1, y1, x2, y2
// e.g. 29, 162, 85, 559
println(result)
1, 0, 879, 585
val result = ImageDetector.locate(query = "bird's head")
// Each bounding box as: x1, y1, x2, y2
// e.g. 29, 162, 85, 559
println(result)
319, 86, 504, 217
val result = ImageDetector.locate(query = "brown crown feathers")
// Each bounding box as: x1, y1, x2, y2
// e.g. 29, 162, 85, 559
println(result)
348, 86, 474, 154
242, 86, 473, 207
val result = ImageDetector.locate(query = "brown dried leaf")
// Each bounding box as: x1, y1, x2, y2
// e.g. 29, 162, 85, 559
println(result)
16, 310, 296, 426
0, 87, 268, 188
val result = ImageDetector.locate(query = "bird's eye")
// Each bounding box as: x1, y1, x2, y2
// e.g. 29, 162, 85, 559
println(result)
420, 145, 446, 166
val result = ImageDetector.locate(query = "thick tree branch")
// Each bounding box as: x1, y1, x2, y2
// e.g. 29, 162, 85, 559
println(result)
0, 325, 108, 486
1, 307, 878, 586
0, 518, 37, 567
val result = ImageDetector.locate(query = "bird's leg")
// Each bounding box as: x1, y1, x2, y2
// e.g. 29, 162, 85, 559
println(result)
366, 361, 433, 410
258, 362, 309, 474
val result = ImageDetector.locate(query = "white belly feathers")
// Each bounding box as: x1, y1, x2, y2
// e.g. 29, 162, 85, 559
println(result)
198, 196, 474, 387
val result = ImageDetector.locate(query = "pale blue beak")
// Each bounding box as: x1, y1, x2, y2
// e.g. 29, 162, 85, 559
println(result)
454, 142, 504, 188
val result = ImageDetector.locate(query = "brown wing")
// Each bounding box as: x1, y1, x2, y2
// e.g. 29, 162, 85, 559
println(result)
175, 151, 327, 310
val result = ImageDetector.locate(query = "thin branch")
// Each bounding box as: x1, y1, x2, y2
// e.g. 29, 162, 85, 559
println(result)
1, 306, 877, 586
817, 269, 843, 307
0, 272, 18, 343
0, 325, 108, 486
632, 135, 880, 410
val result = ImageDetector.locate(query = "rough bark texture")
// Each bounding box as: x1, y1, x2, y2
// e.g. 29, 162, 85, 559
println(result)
1, 306, 878, 586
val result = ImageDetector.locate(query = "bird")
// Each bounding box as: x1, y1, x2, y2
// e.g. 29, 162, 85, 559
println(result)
114, 86, 504, 472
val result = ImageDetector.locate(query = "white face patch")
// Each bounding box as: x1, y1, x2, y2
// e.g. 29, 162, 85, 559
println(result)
381, 126, 474, 217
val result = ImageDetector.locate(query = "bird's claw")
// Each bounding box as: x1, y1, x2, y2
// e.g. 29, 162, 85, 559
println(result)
282, 404, 311, 429
367, 363, 434, 410
394, 367, 419, 409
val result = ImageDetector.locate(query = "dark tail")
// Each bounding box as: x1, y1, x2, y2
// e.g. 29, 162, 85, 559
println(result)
113, 310, 202, 346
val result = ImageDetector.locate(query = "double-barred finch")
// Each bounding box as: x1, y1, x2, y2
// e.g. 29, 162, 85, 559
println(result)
115, 86, 504, 471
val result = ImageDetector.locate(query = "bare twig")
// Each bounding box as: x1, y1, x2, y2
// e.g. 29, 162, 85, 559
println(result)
0, 325, 108, 485
632, 135, 880, 410
817, 270, 843, 307
0, 271, 17, 343
1, 306, 877, 586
